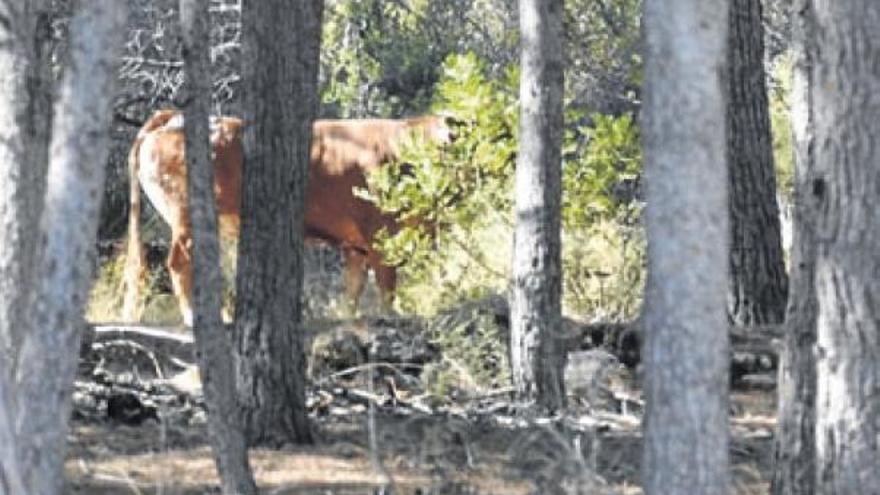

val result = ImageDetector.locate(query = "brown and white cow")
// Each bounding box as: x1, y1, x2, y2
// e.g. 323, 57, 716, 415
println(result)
122, 109, 452, 325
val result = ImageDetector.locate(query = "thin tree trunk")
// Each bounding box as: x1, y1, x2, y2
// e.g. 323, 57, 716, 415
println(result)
179, 1, 258, 493
510, 0, 566, 411
726, 0, 788, 326
0, 0, 52, 375
0, 372, 25, 495
771, 0, 817, 492
641, 0, 730, 493
810, 1, 880, 491
13, 3, 127, 493
235, 0, 323, 444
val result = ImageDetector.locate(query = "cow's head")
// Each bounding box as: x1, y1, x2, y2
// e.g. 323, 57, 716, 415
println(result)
404, 113, 463, 147
428, 113, 467, 145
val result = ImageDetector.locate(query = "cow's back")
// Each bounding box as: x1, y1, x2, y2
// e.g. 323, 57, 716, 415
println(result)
306, 120, 401, 251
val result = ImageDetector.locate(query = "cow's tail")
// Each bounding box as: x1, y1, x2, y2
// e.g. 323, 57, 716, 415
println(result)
122, 109, 178, 321
122, 127, 147, 321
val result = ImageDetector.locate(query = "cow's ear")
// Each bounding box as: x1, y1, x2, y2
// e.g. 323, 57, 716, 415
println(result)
440, 113, 465, 128
436, 114, 463, 143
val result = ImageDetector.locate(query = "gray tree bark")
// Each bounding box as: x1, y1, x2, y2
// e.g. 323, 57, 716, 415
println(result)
0, 0, 53, 376
726, 0, 788, 326
179, 1, 258, 493
510, 0, 566, 412
771, 0, 817, 493
235, 0, 323, 444
0, 372, 25, 495
810, 1, 880, 492
641, 0, 730, 493
13, 3, 127, 494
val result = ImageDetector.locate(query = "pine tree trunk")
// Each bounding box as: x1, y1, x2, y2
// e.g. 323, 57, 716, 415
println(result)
235, 0, 323, 444
0, 372, 25, 494
510, 0, 566, 411
13, 3, 127, 493
0, 0, 52, 375
641, 0, 731, 493
810, 1, 880, 491
771, 0, 817, 492
726, 0, 788, 326
179, 1, 258, 493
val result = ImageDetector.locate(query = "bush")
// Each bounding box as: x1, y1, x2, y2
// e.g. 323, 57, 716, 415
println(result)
422, 296, 512, 401
364, 52, 645, 323
562, 220, 644, 320
86, 250, 179, 324
360, 52, 518, 315
769, 52, 794, 203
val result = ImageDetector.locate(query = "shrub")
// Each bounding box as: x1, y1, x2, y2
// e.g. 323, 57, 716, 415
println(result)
422, 296, 512, 401
769, 52, 794, 203
365, 52, 645, 324
86, 249, 179, 324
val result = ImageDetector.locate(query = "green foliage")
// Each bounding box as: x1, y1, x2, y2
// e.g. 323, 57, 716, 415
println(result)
320, 0, 518, 117
564, 0, 643, 113
363, 52, 645, 322
319, 0, 644, 118
392, 222, 512, 316
562, 221, 645, 319
321, 3, 384, 117
769, 53, 794, 203
561, 113, 644, 318
563, 113, 642, 228
422, 300, 512, 401
362, 52, 518, 298
87, 252, 179, 324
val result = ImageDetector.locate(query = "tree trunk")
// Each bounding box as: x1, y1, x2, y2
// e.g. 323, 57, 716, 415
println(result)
510, 0, 566, 411
771, 0, 817, 492
235, 0, 323, 444
0, 372, 25, 495
13, 3, 127, 493
641, 0, 730, 493
179, 1, 258, 493
726, 0, 788, 326
0, 0, 52, 375
810, 1, 880, 491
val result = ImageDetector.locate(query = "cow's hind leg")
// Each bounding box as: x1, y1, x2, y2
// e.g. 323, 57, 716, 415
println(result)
168, 233, 194, 326
342, 246, 368, 316
369, 252, 397, 314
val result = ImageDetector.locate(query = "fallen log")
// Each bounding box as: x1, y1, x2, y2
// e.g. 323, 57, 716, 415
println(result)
84, 318, 783, 389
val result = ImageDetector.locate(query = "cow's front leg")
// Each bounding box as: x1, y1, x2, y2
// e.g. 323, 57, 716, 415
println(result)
342, 246, 368, 316
370, 252, 397, 314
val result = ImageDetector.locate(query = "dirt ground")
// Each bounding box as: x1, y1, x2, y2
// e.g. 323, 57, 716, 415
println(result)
66, 322, 778, 495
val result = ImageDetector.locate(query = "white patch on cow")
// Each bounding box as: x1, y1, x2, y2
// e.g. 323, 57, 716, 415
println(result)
163, 113, 221, 136
181, 307, 194, 327
138, 133, 176, 225
164, 113, 185, 130
432, 124, 452, 144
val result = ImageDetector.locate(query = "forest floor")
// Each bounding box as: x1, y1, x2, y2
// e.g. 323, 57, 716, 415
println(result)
65, 315, 777, 495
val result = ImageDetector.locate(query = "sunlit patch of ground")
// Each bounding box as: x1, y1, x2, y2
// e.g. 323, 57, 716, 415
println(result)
68, 313, 779, 494
66, 416, 534, 494
66, 387, 776, 495
68, 446, 439, 494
